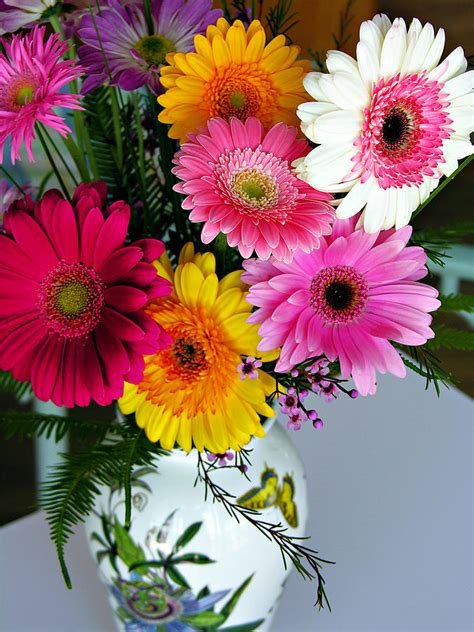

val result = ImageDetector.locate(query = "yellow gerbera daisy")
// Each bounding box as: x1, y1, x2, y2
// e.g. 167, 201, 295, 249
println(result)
157, 18, 311, 142
119, 243, 278, 453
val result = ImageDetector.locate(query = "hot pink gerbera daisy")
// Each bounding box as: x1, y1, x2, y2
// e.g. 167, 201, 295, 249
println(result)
0, 181, 172, 408
0, 26, 82, 163
172, 117, 335, 262
243, 216, 441, 396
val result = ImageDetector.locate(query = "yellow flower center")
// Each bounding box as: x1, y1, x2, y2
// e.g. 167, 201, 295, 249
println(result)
56, 281, 90, 317
15, 85, 35, 106
135, 34, 174, 66
231, 169, 278, 208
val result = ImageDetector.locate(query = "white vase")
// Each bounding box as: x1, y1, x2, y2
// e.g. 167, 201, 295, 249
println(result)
85, 417, 308, 631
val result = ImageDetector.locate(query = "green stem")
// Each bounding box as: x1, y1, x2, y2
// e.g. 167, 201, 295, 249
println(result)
214, 232, 228, 276
132, 93, 148, 231
412, 154, 474, 219
41, 126, 79, 187
36, 125, 71, 201
0, 166, 26, 194
143, 0, 154, 35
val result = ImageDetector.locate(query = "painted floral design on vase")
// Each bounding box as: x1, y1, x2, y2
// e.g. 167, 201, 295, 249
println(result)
85, 418, 308, 631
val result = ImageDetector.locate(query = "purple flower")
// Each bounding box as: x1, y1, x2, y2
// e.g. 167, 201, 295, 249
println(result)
78, 0, 222, 94
278, 387, 299, 415
207, 450, 233, 466
237, 356, 262, 380
287, 410, 306, 432
313, 380, 338, 402
0, 0, 56, 35
306, 357, 329, 376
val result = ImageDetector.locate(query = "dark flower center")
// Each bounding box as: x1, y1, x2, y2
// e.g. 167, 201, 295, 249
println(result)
381, 107, 411, 150
135, 35, 175, 66
310, 265, 369, 325
173, 337, 206, 372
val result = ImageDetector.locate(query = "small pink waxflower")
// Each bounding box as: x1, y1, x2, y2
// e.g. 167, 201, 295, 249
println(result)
306, 358, 330, 376
207, 451, 234, 466
287, 410, 307, 432
172, 117, 335, 262
237, 356, 262, 380
243, 216, 441, 396
278, 387, 299, 414
312, 380, 338, 402
0, 26, 83, 163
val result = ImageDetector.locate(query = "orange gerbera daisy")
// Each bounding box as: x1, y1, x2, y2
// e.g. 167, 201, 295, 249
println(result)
157, 18, 310, 142
119, 243, 278, 454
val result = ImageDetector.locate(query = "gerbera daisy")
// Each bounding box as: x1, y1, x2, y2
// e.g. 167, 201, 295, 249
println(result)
172, 117, 334, 261
0, 0, 58, 35
0, 181, 172, 408
78, 0, 221, 94
0, 26, 82, 163
243, 216, 441, 396
295, 14, 474, 232
119, 243, 277, 453
158, 18, 310, 142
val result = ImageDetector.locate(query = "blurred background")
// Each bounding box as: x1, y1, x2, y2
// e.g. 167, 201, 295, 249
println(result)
1, 0, 473, 527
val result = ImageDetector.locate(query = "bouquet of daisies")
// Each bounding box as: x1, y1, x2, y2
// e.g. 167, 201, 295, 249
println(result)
0, 0, 472, 611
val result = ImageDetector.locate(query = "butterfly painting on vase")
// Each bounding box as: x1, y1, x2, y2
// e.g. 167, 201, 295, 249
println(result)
237, 466, 298, 528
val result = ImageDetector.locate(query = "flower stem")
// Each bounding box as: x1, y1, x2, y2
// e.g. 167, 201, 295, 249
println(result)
0, 166, 26, 195
41, 125, 79, 187
36, 125, 71, 201
412, 154, 474, 219
214, 232, 228, 276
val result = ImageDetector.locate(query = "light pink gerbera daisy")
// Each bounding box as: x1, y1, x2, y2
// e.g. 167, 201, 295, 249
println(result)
172, 117, 335, 262
243, 216, 441, 396
0, 181, 172, 408
0, 25, 82, 164
295, 14, 474, 232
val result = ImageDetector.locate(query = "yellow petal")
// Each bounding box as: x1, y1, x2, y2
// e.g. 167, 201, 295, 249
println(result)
225, 26, 246, 63
212, 35, 231, 67
199, 273, 219, 308
244, 29, 265, 62
179, 262, 205, 308
193, 34, 214, 63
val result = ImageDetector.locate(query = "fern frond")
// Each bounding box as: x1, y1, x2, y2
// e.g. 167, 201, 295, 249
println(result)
427, 325, 474, 352
266, 0, 299, 38
439, 293, 474, 314
398, 345, 453, 395
39, 426, 165, 588
0, 371, 31, 400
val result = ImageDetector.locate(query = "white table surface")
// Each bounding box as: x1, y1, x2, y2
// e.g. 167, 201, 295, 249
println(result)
1, 371, 473, 632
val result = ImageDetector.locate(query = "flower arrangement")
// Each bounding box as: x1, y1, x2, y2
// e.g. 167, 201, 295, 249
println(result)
0, 0, 472, 621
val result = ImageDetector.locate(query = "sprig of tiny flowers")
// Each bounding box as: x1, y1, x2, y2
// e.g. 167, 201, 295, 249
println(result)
195, 452, 333, 610
206, 447, 252, 477
269, 357, 359, 431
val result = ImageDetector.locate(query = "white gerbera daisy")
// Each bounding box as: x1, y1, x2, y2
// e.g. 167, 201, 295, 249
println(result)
295, 14, 474, 232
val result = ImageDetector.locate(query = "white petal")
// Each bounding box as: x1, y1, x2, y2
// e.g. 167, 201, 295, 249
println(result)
443, 70, 474, 99
394, 187, 416, 230
303, 143, 356, 167
364, 186, 390, 232
359, 19, 383, 59
314, 179, 359, 193
438, 156, 460, 177
450, 92, 474, 107
317, 74, 349, 110
312, 109, 363, 145
333, 71, 370, 109
442, 137, 474, 160
304, 148, 358, 188
380, 18, 407, 78
326, 50, 359, 74
336, 177, 374, 219
429, 47, 467, 82
303, 72, 328, 101
401, 21, 434, 74
372, 13, 392, 37
448, 106, 474, 134
356, 41, 380, 86
421, 28, 445, 72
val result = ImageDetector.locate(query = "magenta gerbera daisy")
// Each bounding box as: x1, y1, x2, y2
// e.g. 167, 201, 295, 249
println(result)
0, 181, 172, 408
296, 14, 474, 232
172, 117, 335, 262
243, 216, 441, 396
0, 25, 82, 164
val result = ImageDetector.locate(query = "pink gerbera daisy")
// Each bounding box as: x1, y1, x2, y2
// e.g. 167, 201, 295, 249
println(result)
0, 181, 172, 408
243, 216, 441, 396
172, 117, 335, 262
0, 26, 82, 163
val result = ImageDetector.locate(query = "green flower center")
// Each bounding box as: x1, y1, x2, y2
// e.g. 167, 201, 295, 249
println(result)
56, 281, 90, 317
15, 85, 35, 106
230, 91, 246, 109
135, 35, 175, 66
232, 169, 278, 209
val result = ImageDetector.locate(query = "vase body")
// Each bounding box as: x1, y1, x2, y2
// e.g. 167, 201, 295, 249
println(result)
85, 418, 307, 631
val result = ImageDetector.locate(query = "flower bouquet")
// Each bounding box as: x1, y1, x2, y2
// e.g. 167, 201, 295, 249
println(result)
0, 0, 473, 629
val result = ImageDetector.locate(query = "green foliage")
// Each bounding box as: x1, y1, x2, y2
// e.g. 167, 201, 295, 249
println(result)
266, 0, 299, 38
0, 371, 31, 400
398, 345, 453, 395
439, 293, 474, 314
174, 521, 202, 551
426, 325, 474, 352
332, 0, 357, 50
114, 520, 146, 567
0, 410, 113, 443
39, 422, 166, 589
410, 222, 474, 267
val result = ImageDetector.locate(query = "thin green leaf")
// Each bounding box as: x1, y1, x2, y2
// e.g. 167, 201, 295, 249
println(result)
166, 565, 190, 589
171, 553, 214, 565
220, 575, 254, 619
174, 522, 202, 551
114, 520, 146, 567
220, 621, 265, 632
184, 611, 226, 627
